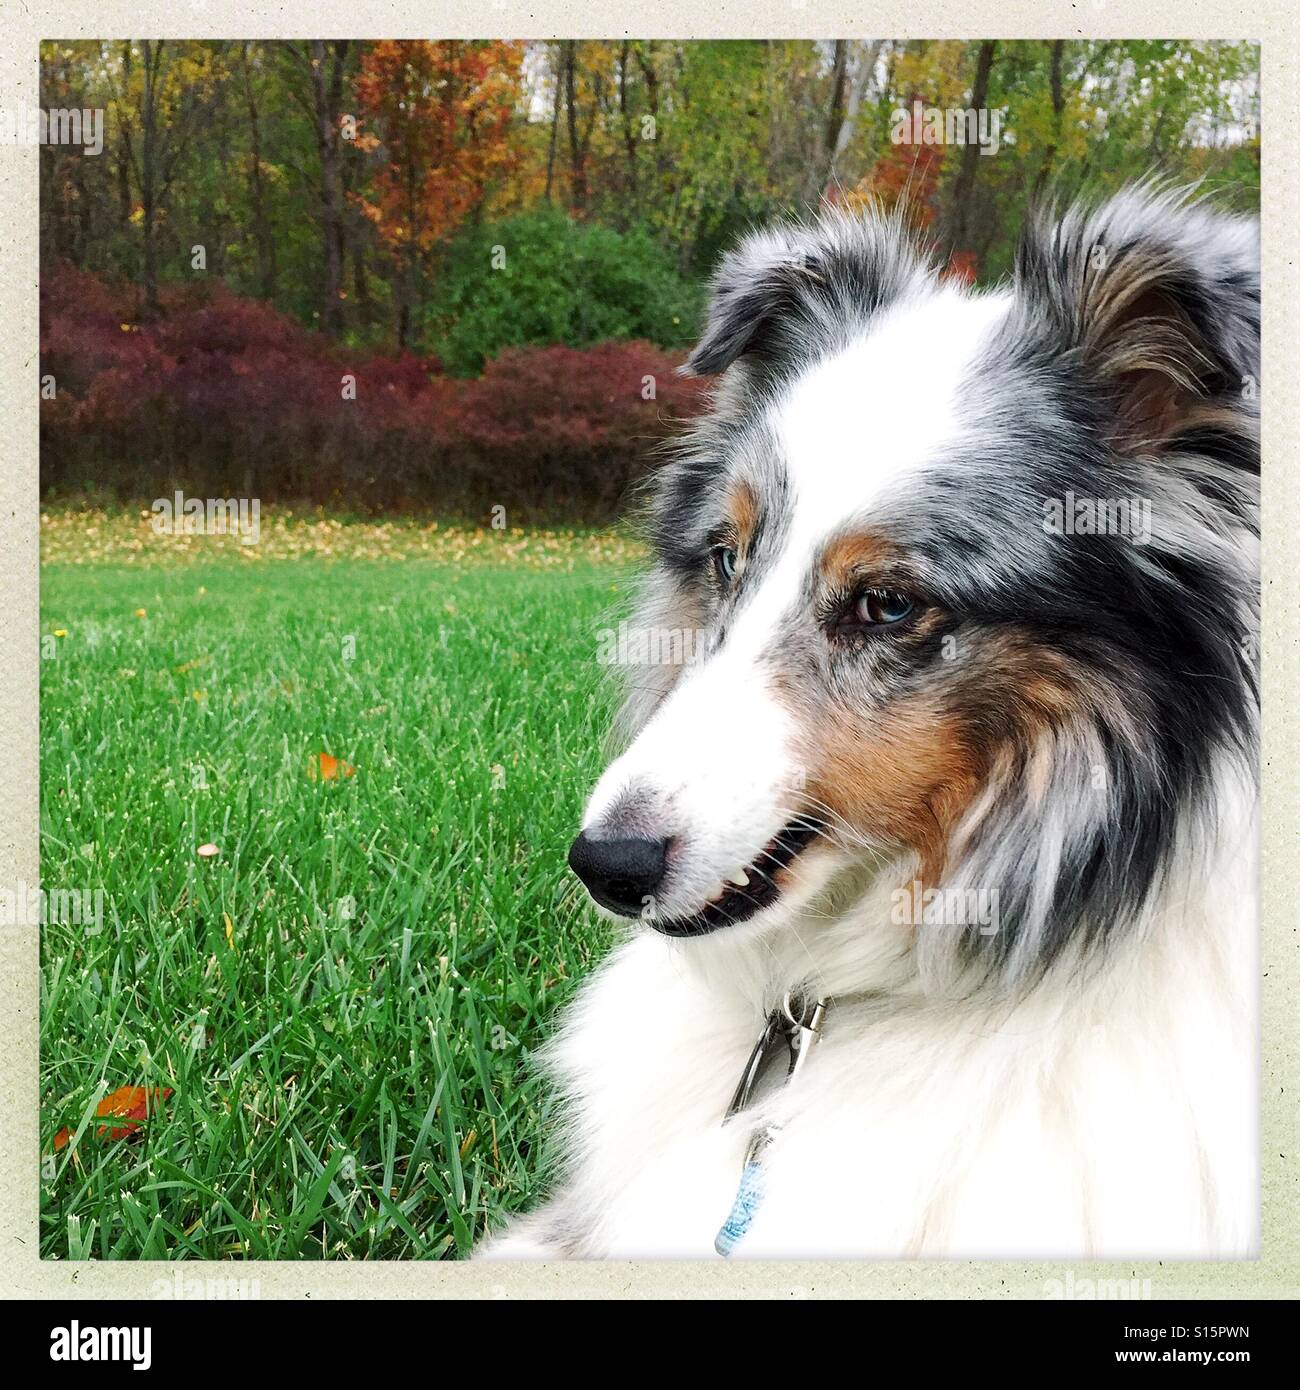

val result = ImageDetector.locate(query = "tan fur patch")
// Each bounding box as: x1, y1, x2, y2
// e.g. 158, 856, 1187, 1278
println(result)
724, 480, 759, 551
797, 628, 1098, 893
803, 692, 982, 889
818, 531, 906, 591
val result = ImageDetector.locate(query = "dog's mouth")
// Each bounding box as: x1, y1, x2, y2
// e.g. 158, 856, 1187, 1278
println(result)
654, 818, 824, 938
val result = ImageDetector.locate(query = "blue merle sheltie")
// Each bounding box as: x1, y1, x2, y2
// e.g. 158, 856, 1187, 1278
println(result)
478, 184, 1259, 1259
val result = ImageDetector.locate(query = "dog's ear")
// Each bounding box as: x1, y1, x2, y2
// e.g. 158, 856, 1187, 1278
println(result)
1015, 186, 1259, 457
685, 210, 931, 377
684, 228, 824, 376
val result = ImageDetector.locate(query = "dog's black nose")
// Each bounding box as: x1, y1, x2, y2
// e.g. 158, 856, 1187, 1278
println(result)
568, 831, 668, 917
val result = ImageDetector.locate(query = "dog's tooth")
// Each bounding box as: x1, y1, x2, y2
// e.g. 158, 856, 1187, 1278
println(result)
706, 886, 725, 904
728, 868, 751, 888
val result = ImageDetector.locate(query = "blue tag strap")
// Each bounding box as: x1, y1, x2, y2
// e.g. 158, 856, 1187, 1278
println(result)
715, 1159, 766, 1256
714, 996, 826, 1258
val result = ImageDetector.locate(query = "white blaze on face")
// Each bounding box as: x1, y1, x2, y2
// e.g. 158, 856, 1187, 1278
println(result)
583, 286, 1011, 918
584, 623, 800, 909
773, 286, 1011, 557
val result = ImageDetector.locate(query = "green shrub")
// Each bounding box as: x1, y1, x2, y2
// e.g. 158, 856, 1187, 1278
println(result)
427, 210, 703, 375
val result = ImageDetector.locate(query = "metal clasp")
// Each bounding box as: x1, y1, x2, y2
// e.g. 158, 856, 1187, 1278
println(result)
724, 992, 827, 1122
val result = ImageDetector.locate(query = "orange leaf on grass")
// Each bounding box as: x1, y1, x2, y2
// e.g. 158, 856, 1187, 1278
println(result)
52, 1085, 173, 1150
309, 751, 356, 782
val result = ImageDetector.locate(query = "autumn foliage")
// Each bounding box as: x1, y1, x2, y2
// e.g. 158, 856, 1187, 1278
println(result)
40, 262, 708, 522
52, 1085, 173, 1151
354, 41, 521, 254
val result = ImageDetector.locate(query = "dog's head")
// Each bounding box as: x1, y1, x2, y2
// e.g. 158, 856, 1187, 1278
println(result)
569, 185, 1258, 986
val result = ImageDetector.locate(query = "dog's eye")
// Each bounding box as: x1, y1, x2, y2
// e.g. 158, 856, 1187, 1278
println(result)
854, 589, 915, 627
711, 545, 738, 588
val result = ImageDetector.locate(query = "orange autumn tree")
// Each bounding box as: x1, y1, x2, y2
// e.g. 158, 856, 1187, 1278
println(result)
354, 40, 522, 346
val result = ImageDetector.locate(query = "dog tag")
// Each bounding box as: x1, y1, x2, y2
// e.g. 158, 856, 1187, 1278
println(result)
715, 994, 825, 1256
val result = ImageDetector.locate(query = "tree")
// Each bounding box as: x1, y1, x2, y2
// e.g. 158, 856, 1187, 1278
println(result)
108, 40, 227, 313
354, 40, 521, 346
944, 41, 997, 258
237, 42, 277, 299
281, 41, 352, 332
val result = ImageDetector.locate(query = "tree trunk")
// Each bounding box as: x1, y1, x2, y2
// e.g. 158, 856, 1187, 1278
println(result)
633, 42, 663, 187
946, 41, 997, 255
115, 44, 133, 238
396, 248, 417, 350
240, 43, 278, 298
309, 39, 345, 333
814, 40, 849, 201
544, 41, 562, 202
1032, 41, 1067, 199
824, 40, 883, 199
618, 41, 638, 214
564, 41, 587, 213
140, 40, 161, 314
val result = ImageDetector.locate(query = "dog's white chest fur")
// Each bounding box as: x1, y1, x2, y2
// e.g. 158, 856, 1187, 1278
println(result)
481, 831, 1256, 1261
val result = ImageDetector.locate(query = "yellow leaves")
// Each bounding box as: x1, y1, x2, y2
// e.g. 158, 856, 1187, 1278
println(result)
892, 40, 970, 108
40, 506, 648, 571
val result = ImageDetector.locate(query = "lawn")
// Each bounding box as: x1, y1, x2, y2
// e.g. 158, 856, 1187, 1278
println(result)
39, 513, 638, 1259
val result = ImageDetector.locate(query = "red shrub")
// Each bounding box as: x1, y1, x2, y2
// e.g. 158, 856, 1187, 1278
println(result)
444, 341, 708, 517
40, 264, 708, 520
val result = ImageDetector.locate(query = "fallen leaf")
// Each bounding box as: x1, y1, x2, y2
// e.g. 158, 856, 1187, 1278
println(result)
309, 751, 356, 782
223, 912, 235, 950
134, 608, 147, 618
53, 1085, 173, 1150
197, 842, 219, 858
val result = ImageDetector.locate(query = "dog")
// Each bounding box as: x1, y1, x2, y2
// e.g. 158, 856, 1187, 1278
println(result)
477, 184, 1259, 1259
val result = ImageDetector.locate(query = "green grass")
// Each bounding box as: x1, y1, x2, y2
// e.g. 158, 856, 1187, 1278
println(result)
40, 535, 631, 1259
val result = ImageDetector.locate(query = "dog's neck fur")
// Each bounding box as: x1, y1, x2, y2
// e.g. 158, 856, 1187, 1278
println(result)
479, 756, 1256, 1260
